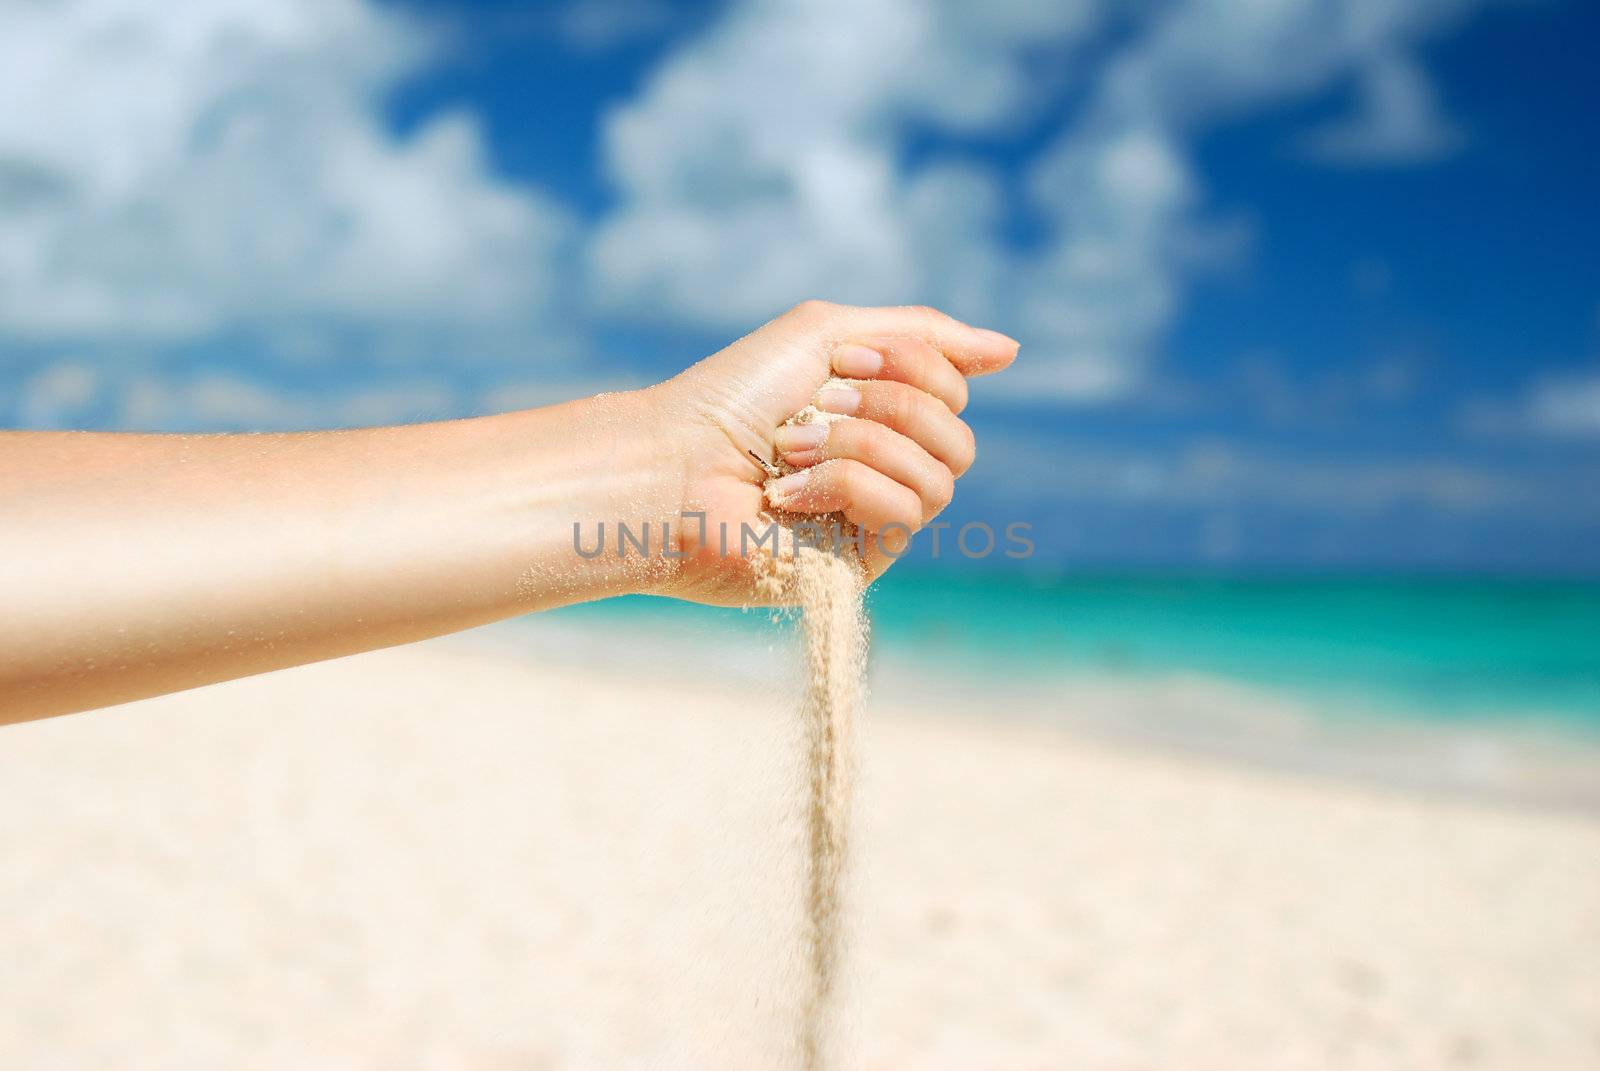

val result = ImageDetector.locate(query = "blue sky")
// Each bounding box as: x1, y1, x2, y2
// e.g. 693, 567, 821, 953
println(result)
2, 0, 1597, 572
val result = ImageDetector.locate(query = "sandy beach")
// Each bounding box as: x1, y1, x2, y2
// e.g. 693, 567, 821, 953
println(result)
2, 629, 1597, 1070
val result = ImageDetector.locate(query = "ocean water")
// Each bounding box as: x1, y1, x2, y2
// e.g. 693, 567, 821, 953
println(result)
543, 571, 1600, 732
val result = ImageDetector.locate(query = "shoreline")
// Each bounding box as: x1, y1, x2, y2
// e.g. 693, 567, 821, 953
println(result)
460, 615, 1600, 814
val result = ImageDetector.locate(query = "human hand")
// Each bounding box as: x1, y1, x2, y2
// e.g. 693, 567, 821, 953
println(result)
634, 300, 1017, 605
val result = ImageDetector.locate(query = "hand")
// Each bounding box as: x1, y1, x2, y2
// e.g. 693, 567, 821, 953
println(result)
635, 300, 1018, 605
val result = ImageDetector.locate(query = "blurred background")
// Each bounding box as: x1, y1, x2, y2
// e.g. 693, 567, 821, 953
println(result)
3, 3, 1599, 1067
5, 0, 1598, 567
4, 0, 1599, 756
4, 0, 1599, 768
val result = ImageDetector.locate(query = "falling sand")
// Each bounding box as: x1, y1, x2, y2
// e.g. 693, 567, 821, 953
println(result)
758, 390, 870, 1071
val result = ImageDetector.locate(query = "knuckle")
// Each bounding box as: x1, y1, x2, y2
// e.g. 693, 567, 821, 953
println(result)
886, 380, 921, 429
947, 374, 970, 414
930, 467, 956, 510
826, 419, 862, 462
858, 417, 895, 461
834, 458, 868, 498
951, 421, 977, 476
822, 418, 855, 457
896, 486, 924, 530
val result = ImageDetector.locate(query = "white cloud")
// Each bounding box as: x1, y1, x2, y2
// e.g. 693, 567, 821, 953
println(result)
1525, 373, 1600, 438
12, 360, 474, 432
1000, 126, 1202, 401
0, 0, 573, 347
15, 362, 103, 428
14, 359, 665, 432
978, 429, 1568, 518
1303, 51, 1464, 164
119, 371, 462, 432
588, 0, 1111, 330
589, 0, 1487, 402
1459, 368, 1600, 441
1003, 0, 1486, 399
558, 0, 682, 52
0, 0, 1502, 428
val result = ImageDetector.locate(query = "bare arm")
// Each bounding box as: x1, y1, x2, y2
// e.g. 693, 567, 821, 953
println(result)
0, 396, 668, 723
0, 301, 1016, 724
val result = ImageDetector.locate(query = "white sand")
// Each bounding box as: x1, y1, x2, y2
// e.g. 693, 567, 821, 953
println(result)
760, 384, 873, 1071
1, 634, 1597, 1069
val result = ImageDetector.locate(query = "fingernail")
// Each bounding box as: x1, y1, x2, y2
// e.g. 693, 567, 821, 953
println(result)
831, 343, 883, 377
816, 384, 861, 415
774, 423, 828, 453
972, 326, 1019, 349
765, 470, 810, 505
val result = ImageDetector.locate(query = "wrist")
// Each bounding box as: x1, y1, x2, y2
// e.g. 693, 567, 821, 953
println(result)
477, 385, 690, 607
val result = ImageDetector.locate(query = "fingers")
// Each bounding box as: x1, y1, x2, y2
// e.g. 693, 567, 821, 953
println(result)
765, 459, 923, 535
755, 301, 1009, 561
774, 418, 953, 523
813, 379, 976, 476
831, 337, 969, 414
788, 299, 1019, 377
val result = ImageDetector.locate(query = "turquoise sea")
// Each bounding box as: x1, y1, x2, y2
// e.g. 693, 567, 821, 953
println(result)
544, 571, 1600, 733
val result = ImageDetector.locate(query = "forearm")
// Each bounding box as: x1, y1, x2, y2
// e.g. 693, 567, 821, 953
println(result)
0, 391, 669, 724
